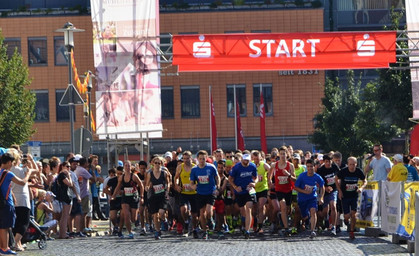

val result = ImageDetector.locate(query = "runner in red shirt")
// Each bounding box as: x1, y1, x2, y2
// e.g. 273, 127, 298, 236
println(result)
268, 146, 296, 236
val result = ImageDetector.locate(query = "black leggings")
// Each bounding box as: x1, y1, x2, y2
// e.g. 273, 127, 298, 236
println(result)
13, 207, 31, 235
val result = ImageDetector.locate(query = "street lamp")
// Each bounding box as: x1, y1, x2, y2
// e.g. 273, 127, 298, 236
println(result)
55, 22, 84, 154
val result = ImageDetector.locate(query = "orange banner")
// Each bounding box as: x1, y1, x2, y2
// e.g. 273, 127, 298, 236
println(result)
173, 32, 396, 72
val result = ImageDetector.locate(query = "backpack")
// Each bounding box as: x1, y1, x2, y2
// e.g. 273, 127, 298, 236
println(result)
51, 175, 71, 204
0, 170, 9, 209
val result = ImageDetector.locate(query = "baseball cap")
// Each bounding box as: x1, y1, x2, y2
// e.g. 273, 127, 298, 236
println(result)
317, 154, 324, 161
292, 153, 301, 160
118, 160, 123, 167
206, 157, 213, 164
74, 154, 83, 161
164, 151, 172, 159
242, 154, 251, 161
0, 147, 6, 156
393, 154, 403, 162
46, 191, 56, 198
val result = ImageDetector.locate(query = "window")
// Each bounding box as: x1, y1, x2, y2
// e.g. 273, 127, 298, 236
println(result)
227, 84, 246, 117
54, 36, 68, 66
253, 84, 273, 117
56, 90, 75, 122
4, 38, 21, 58
33, 90, 49, 122
225, 30, 245, 34
161, 86, 174, 119
181, 86, 200, 118
28, 37, 47, 66
251, 30, 271, 33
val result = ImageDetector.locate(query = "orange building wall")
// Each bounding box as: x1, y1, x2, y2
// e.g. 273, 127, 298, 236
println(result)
0, 8, 324, 143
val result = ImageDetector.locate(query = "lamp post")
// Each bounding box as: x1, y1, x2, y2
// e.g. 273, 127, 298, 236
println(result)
55, 22, 84, 153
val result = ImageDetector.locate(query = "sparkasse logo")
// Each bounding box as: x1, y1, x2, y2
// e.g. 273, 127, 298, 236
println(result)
193, 35, 212, 58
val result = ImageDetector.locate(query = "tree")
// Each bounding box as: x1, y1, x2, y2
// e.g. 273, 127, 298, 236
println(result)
309, 71, 397, 159
368, 9, 414, 152
0, 33, 36, 147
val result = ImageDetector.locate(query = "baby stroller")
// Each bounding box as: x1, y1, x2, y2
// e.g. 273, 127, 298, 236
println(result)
21, 216, 48, 250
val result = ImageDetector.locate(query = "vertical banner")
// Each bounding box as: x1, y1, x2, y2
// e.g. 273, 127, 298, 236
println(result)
406, 0, 419, 119
91, 0, 162, 138
397, 182, 419, 239
259, 87, 267, 153
210, 87, 217, 153
236, 100, 245, 151
381, 181, 402, 234
356, 181, 379, 228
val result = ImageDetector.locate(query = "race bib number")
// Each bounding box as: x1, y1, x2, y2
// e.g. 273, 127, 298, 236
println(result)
124, 187, 135, 196
198, 175, 209, 184
304, 185, 314, 193
183, 183, 193, 192
278, 176, 289, 184
326, 177, 335, 185
248, 187, 256, 195
153, 184, 165, 194
346, 183, 357, 192
226, 190, 232, 199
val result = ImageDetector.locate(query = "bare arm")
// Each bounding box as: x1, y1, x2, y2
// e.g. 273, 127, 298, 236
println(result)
111, 175, 123, 199
134, 174, 144, 198
174, 165, 182, 192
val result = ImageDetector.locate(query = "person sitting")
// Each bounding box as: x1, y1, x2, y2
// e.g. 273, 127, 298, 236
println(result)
36, 190, 58, 240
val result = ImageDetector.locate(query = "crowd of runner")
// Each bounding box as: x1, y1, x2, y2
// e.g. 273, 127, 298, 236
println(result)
0, 143, 418, 254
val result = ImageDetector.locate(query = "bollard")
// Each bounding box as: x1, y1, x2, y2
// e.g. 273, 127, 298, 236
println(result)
415, 192, 419, 255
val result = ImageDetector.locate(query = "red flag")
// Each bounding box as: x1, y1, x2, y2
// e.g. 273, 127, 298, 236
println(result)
260, 89, 267, 153
236, 100, 245, 151
210, 93, 217, 153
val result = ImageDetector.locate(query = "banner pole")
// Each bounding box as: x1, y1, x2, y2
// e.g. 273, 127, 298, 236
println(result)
234, 84, 237, 150
209, 86, 213, 153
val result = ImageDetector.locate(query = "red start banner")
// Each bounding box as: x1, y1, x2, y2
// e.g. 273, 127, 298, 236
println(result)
172, 31, 396, 72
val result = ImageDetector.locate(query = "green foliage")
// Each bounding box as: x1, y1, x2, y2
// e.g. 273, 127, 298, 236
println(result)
0, 33, 35, 147
309, 71, 397, 159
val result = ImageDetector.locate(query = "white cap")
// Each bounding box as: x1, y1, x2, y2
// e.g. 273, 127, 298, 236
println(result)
164, 151, 172, 159
74, 154, 83, 161
393, 154, 403, 162
242, 154, 251, 161
317, 154, 323, 161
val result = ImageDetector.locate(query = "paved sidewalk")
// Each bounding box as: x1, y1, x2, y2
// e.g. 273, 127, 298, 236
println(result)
20, 222, 412, 256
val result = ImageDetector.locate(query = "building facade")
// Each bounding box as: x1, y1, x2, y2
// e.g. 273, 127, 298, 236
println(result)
0, 0, 404, 160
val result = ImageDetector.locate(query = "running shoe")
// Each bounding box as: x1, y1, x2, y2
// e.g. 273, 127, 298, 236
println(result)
128, 233, 134, 239
193, 229, 199, 239
202, 231, 209, 240
310, 231, 316, 239
283, 229, 291, 237
140, 228, 146, 236
223, 224, 230, 234
118, 232, 124, 238
330, 226, 336, 236
244, 231, 250, 240
154, 231, 161, 240
77, 232, 86, 238
291, 227, 298, 234
349, 231, 355, 240
0, 248, 17, 255
336, 225, 341, 233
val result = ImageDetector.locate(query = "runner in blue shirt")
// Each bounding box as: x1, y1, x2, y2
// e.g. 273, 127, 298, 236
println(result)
190, 150, 220, 240
228, 153, 257, 239
294, 159, 324, 239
